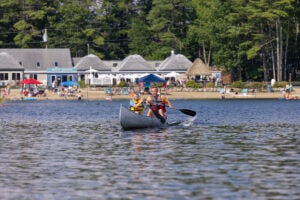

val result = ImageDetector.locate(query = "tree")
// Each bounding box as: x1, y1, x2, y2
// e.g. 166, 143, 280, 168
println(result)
228, 0, 294, 82
146, 0, 194, 59
48, 1, 94, 57
127, 0, 153, 57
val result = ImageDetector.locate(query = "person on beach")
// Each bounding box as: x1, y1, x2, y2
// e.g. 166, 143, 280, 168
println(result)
77, 90, 83, 100
284, 84, 292, 100
129, 93, 144, 114
23, 89, 28, 97
146, 86, 172, 118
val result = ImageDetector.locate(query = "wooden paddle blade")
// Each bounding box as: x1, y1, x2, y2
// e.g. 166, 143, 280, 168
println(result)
179, 109, 196, 116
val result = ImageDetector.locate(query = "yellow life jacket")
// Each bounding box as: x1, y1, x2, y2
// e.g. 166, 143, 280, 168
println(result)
130, 99, 143, 112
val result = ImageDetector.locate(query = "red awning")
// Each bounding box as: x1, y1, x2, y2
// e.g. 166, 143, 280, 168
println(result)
20, 78, 43, 84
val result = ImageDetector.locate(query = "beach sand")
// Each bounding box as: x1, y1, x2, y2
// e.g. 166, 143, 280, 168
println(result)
4, 87, 296, 101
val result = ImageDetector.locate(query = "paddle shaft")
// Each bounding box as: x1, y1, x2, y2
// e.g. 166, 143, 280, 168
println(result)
163, 89, 196, 116
149, 107, 166, 124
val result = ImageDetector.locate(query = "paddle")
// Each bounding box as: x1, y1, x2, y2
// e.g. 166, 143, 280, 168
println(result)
147, 103, 166, 124
172, 108, 196, 117
150, 107, 166, 124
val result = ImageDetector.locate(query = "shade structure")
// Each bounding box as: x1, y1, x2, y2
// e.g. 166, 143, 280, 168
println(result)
186, 58, 211, 76
20, 78, 42, 85
61, 80, 79, 87
138, 74, 166, 83
165, 71, 180, 78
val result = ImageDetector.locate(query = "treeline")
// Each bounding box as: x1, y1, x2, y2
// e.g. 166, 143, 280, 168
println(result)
0, 0, 299, 82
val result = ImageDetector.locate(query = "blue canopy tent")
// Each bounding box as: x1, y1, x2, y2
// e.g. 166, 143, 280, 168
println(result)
61, 80, 79, 87
138, 74, 166, 83
138, 74, 166, 93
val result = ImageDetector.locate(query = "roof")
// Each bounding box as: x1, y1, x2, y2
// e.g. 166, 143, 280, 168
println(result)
0, 48, 73, 71
115, 54, 156, 71
186, 58, 211, 76
0, 52, 23, 70
74, 54, 111, 71
157, 54, 192, 71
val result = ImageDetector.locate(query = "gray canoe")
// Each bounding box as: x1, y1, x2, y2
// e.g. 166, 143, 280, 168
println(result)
119, 104, 166, 129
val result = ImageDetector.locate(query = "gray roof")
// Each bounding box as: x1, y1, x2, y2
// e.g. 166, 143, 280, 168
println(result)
0, 52, 23, 70
157, 54, 192, 71
115, 54, 156, 71
0, 48, 72, 71
75, 54, 111, 71
72, 57, 82, 66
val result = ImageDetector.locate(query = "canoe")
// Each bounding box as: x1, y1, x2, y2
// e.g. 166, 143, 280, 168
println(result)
119, 104, 167, 129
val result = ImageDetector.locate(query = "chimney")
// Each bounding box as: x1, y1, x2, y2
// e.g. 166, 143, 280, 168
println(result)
171, 50, 175, 56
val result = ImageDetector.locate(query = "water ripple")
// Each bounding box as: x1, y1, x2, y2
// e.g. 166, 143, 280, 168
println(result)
0, 100, 299, 199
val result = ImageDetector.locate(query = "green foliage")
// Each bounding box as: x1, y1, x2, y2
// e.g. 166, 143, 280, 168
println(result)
0, 0, 298, 83
186, 80, 202, 88
244, 82, 265, 89
273, 82, 287, 88
78, 80, 86, 88
205, 82, 215, 88
117, 80, 128, 87
232, 81, 244, 89
151, 83, 164, 88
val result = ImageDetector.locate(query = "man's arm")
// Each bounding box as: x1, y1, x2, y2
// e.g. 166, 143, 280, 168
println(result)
162, 95, 173, 108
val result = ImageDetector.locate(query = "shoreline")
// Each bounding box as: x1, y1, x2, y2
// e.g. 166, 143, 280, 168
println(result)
2, 88, 295, 101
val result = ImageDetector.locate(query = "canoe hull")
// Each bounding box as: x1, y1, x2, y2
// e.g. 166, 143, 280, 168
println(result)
119, 105, 165, 129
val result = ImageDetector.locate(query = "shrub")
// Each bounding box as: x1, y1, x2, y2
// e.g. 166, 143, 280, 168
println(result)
186, 80, 202, 88
152, 83, 164, 87
273, 81, 287, 88
117, 80, 128, 87
78, 80, 86, 88
205, 82, 215, 88
244, 82, 264, 89
232, 81, 244, 88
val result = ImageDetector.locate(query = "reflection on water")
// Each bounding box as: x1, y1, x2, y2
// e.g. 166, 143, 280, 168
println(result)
0, 100, 299, 199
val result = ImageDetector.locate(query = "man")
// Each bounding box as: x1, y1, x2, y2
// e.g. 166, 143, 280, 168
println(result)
146, 86, 172, 118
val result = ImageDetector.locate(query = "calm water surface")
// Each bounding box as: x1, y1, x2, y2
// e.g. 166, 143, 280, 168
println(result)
0, 99, 299, 200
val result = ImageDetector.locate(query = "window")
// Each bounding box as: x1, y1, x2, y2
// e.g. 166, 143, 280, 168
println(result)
19, 61, 22, 66
113, 63, 118, 67
54, 61, 58, 67
12, 73, 21, 80
0, 73, 8, 80
36, 62, 40, 68
80, 74, 85, 81
29, 74, 37, 79
62, 75, 68, 82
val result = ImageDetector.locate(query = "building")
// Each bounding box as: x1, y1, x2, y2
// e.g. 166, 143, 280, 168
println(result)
0, 48, 74, 87
0, 48, 194, 87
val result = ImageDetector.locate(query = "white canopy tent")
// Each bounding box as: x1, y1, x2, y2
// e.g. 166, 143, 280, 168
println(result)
165, 71, 180, 78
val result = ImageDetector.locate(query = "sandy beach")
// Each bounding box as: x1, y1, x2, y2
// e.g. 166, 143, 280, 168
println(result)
4, 87, 298, 101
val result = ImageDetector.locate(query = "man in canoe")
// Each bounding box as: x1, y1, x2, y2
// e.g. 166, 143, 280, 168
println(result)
129, 92, 144, 114
146, 86, 172, 118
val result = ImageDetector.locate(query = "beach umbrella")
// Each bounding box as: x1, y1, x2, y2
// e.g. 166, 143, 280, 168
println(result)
20, 78, 43, 85
61, 80, 79, 87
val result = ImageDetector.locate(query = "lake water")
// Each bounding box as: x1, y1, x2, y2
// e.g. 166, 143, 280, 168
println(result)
0, 99, 299, 199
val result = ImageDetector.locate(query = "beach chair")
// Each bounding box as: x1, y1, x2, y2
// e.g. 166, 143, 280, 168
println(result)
241, 88, 248, 96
